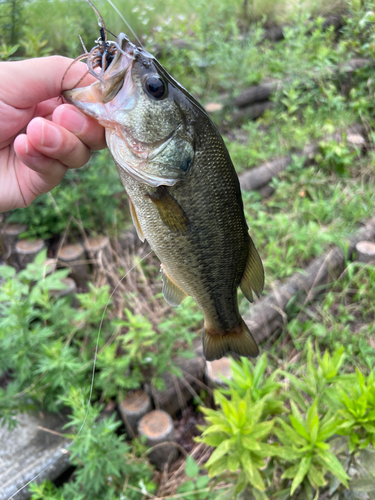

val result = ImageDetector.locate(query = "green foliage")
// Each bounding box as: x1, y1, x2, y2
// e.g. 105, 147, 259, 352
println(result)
0, 250, 88, 424
96, 303, 199, 398
176, 456, 213, 499
337, 369, 375, 453
0, 42, 18, 60
0, 251, 199, 497
221, 354, 286, 417
287, 263, 375, 370
197, 393, 275, 495
196, 346, 375, 498
275, 400, 349, 496
317, 135, 359, 176
29, 389, 155, 500
280, 342, 348, 412
20, 27, 52, 57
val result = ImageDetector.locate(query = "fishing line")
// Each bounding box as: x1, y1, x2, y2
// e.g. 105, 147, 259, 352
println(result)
104, 0, 144, 49
7, 250, 152, 500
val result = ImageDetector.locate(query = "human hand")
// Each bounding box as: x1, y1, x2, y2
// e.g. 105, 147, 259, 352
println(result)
0, 56, 106, 212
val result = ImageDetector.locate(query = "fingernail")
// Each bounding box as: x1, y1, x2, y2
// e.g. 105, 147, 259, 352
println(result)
41, 121, 62, 148
65, 109, 85, 134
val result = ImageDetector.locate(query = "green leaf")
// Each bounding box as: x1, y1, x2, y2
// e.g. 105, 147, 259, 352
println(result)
281, 464, 299, 479
242, 437, 262, 451
196, 475, 210, 489
227, 454, 240, 472
318, 415, 340, 441
290, 417, 309, 441
198, 433, 227, 446
307, 463, 326, 488
234, 470, 249, 494
205, 438, 235, 468
206, 456, 228, 477
252, 353, 268, 388
250, 420, 274, 440
317, 450, 349, 487
272, 445, 303, 461
290, 455, 312, 495
0, 265, 16, 279
242, 457, 265, 491
185, 456, 199, 478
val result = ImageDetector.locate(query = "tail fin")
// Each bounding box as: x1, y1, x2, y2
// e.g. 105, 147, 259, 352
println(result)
203, 319, 259, 361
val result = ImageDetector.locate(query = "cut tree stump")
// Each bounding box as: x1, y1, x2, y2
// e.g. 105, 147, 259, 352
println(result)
138, 410, 178, 468
15, 239, 45, 269
57, 243, 89, 283
0, 223, 27, 267
118, 390, 152, 438
205, 357, 232, 388
355, 241, 375, 263
245, 216, 375, 345
84, 235, 110, 262
84, 235, 111, 282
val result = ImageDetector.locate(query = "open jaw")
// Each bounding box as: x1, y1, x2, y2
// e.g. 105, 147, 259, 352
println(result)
62, 33, 141, 121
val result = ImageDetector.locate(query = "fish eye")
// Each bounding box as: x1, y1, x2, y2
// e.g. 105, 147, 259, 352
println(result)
144, 75, 166, 99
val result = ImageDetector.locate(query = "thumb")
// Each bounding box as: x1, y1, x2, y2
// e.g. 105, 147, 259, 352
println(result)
0, 56, 95, 109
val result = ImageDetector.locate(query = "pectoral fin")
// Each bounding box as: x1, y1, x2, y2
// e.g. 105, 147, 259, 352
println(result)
161, 264, 188, 307
146, 186, 190, 234
128, 198, 145, 242
240, 237, 264, 302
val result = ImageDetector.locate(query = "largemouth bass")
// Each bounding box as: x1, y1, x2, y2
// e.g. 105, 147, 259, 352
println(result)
63, 32, 264, 361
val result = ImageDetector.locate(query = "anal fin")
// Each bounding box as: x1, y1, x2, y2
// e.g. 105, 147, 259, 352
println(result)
240, 237, 264, 303
129, 198, 145, 242
203, 319, 259, 361
161, 264, 188, 307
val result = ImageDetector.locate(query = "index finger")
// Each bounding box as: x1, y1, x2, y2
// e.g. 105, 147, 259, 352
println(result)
0, 56, 95, 109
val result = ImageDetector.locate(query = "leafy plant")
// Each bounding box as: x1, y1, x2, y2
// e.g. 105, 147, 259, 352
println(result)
0, 42, 18, 60
274, 400, 349, 498
177, 456, 213, 500
337, 369, 375, 453
221, 354, 286, 417
281, 343, 348, 412
29, 388, 155, 500
317, 135, 359, 175
197, 392, 275, 497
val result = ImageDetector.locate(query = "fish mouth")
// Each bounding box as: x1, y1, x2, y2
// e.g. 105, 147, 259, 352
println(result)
62, 33, 139, 121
